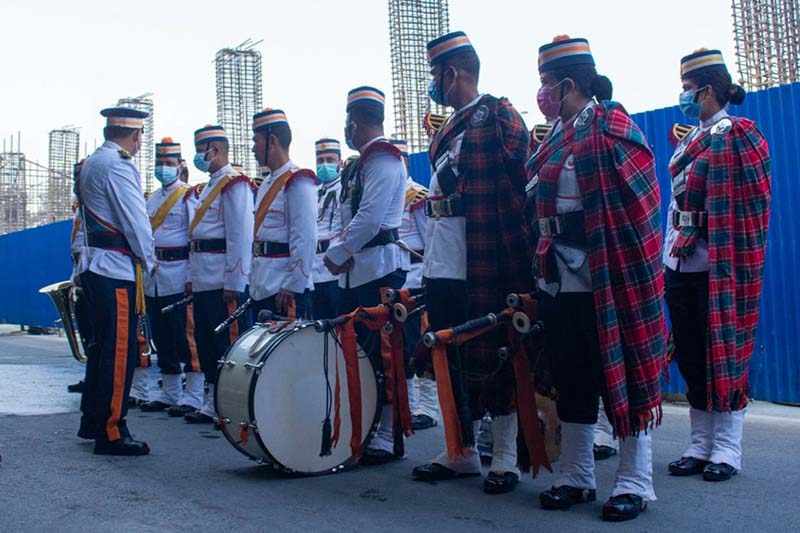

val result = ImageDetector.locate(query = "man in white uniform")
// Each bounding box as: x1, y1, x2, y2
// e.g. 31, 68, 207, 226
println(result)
312, 138, 343, 320
250, 109, 317, 319
77, 106, 155, 455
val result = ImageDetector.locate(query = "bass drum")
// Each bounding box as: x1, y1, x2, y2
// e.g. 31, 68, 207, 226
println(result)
215, 321, 380, 475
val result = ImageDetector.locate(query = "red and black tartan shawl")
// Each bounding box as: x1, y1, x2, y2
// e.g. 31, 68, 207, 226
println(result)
526, 101, 667, 437
668, 117, 771, 412
428, 95, 535, 358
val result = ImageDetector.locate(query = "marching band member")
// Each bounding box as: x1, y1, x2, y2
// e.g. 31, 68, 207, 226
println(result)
390, 137, 440, 431
411, 31, 534, 495
250, 109, 317, 319
324, 86, 410, 465
76, 106, 155, 455
184, 125, 254, 424
140, 138, 204, 416
312, 138, 343, 320
665, 49, 771, 482
528, 36, 665, 521
68, 159, 92, 395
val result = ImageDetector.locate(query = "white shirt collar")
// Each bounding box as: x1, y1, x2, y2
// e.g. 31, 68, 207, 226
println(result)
700, 108, 729, 131
210, 163, 233, 180
359, 136, 387, 153
267, 160, 294, 180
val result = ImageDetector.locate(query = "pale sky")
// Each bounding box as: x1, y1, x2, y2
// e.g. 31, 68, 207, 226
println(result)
1, 0, 736, 182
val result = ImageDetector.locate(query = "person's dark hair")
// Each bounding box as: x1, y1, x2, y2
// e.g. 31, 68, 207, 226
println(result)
445, 50, 480, 80
350, 106, 384, 127
261, 123, 292, 149
550, 64, 613, 101
103, 126, 139, 142
684, 68, 746, 106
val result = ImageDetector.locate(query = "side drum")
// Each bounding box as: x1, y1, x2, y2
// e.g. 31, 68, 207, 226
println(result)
215, 321, 380, 475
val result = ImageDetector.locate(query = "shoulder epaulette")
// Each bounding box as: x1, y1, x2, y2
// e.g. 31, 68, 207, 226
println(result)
531, 123, 554, 144
361, 141, 402, 162
183, 182, 206, 202
286, 168, 317, 189
405, 186, 429, 209
423, 112, 450, 137
669, 123, 695, 147
221, 174, 253, 193
118, 149, 131, 160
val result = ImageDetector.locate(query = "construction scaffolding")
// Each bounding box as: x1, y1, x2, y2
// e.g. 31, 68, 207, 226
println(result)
732, 0, 800, 90
47, 128, 80, 222
215, 40, 263, 179
388, 0, 450, 154
0, 135, 27, 234
117, 94, 155, 193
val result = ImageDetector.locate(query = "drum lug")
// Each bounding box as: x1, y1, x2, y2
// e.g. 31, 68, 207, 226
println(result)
217, 359, 236, 367
243, 362, 264, 371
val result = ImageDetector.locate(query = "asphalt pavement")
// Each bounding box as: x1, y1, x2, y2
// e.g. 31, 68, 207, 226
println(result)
1, 329, 799, 532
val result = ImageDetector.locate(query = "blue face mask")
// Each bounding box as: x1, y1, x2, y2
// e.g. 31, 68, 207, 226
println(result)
154, 165, 179, 185
316, 162, 338, 183
193, 151, 213, 173
344, 123, 357, 151
679, 88, 704, 120
428, 77, 446, 106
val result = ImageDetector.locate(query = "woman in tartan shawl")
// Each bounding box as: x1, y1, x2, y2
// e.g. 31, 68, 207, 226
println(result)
410, 31, 536, 495
665, 50, 771, 483
527, 36, 666, 522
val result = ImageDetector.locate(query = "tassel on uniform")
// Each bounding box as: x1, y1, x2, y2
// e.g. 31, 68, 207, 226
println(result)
320, 417, 333, 457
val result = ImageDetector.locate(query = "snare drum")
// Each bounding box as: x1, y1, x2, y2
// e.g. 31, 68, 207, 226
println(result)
215, 321, 380, 475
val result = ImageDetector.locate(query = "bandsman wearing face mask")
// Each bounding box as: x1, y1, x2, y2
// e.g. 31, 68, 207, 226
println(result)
183, 125, 254, 424
250, 109, 317, 319
528, 36, 666, 521
312, 138, 343, 320
324, 86, 410, 465
139, 138, 204, 417
412, 31, 536, 496
75, 106, 156, 455
665, 49, 770, 484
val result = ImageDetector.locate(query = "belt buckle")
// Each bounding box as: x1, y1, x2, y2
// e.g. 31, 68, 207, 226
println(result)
678, 211, 693, 227
190, 241, 198, 253
538, 218, 551, 237
429, 200, 442, 219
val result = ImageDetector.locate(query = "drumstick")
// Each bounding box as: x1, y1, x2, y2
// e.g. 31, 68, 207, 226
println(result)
161, 295, 193, 314
391, 241, 424, 261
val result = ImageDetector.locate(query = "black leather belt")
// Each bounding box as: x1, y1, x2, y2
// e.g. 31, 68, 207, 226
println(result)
87, 232, 131, 253
533, 211, 586, 245
364, 228, 399, 249
253, 241, 290, 257
155, 246, 190, 261
425, 194, 464, 217
672, 210, 706, 228
316, 239, 330, 253
411, 250, 424, 264
190, 239, 226, 253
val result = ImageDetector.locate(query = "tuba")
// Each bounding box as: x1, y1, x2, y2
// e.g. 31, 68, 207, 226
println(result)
39, 280, 87, 363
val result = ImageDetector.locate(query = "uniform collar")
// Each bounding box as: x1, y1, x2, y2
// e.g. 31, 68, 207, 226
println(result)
266, 160, 295, 181
701, 109, 729, 131
321, 176, 341, 191
359, 136, 387, 153
160, 179, 182, 195
211, 163, 233, 180
103, 140, 122, 151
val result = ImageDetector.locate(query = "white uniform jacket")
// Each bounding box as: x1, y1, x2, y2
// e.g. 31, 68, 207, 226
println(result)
144, 180, 191, 298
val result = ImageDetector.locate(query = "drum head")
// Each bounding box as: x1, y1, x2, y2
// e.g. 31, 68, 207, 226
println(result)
252, 325, 379, 474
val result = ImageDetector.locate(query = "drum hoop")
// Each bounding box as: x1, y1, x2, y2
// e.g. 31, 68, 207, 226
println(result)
248, 321, 383, 475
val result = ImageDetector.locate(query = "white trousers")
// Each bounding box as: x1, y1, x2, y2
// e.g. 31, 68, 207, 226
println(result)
557, 422, 656, 501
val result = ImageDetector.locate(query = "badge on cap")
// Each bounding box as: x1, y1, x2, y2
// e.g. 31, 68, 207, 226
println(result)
470, 105, 489, 127
574, 106, 595, 131
711, 118, 732, 137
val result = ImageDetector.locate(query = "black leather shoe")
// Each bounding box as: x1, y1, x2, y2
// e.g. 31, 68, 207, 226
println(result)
540, 485, 597, 510
483, 471, 519, 494
412, 462, 481, 481
127, 398, 145, 408
168, 404, 196, 417
77, 418, 96, 440
140, 400, 171, 412
67, 381, 85, 393
593, 444, 618, 461
703, 462, 736, 482
94, 436, 150, 456
184, 411, 214, 424
602, 494, 646, 522
412, 414, 438, 430
668, 456, 708, 476
360, 450, 401, 466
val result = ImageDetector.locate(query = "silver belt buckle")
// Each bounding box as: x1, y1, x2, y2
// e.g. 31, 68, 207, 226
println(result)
538, 218, 551, 237
430, 200, 443, 218
678, 211, 693, 227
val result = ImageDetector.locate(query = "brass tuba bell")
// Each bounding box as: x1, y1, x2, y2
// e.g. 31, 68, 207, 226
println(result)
39, 280, 87, 363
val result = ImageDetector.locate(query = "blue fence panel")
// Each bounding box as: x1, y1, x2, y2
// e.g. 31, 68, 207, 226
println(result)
0, 220, 73, 327
632, 82, 800, 403
409, 152, 432, 187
